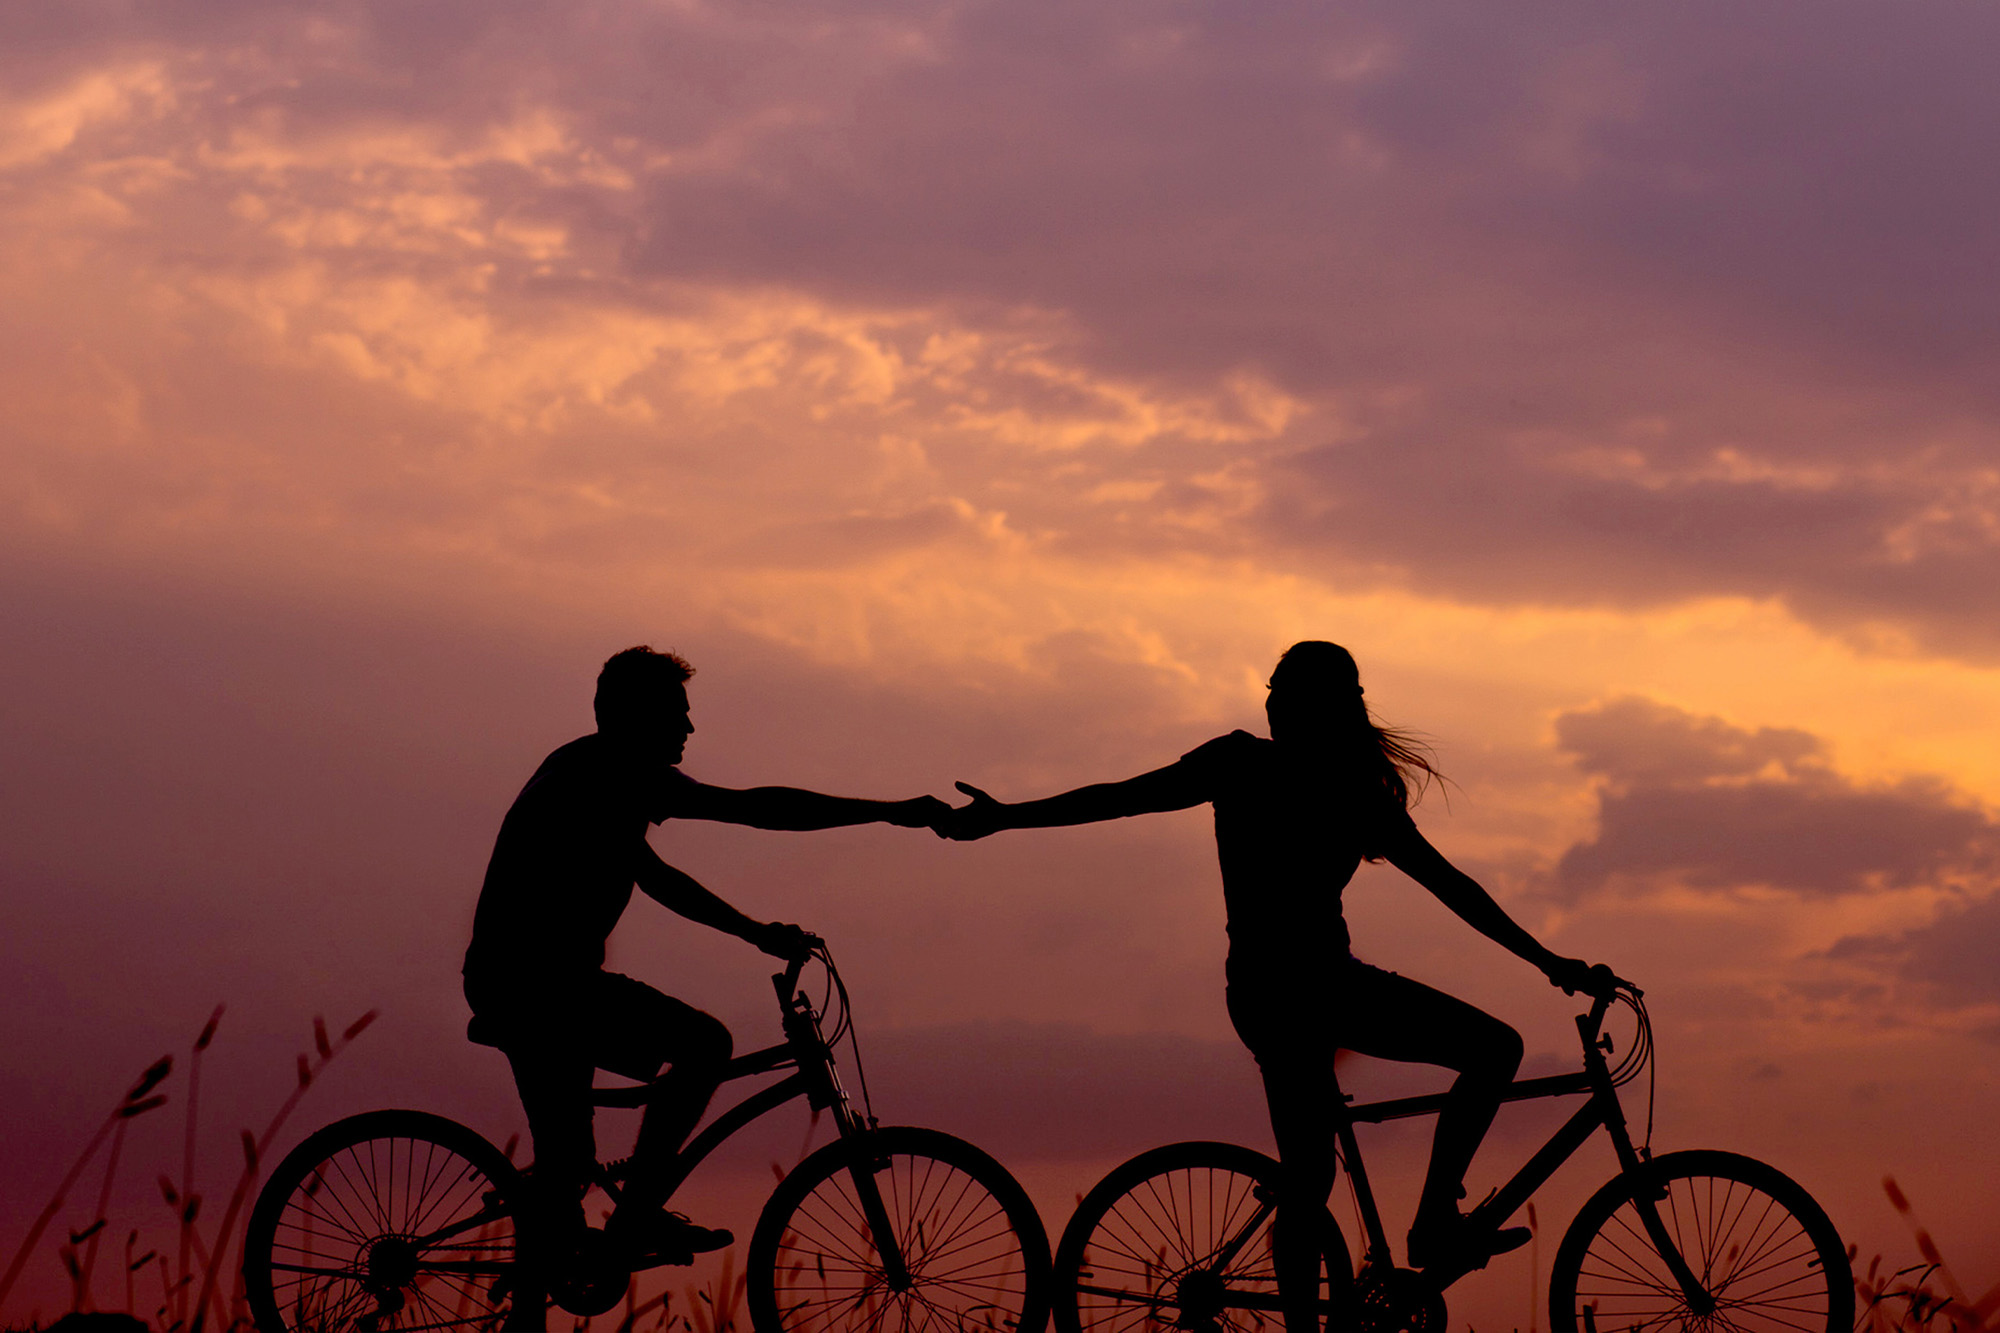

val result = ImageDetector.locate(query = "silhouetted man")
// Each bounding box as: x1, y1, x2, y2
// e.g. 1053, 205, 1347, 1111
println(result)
463, 646, 945, 1263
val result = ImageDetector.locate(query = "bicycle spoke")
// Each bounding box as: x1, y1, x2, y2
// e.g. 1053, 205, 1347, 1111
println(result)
756, 1131, 1043, 1333
1555, 1155, 1844, 1333
1060, 1151, 1301, 1333
245, 1114, 521, 1333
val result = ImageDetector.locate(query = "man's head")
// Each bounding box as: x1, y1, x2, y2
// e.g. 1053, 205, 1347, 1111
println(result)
594, 646, 695, 760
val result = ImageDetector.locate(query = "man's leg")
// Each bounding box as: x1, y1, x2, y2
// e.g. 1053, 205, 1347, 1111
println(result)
502, 1042, 597, 1252
1334, 965, 1525, 1264
586, 975, 734, 1248
620, 1012, 732, 1215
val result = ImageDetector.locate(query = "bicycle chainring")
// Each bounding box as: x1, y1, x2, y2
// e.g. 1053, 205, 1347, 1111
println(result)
1356, 1267, 1447, 1333
551, 1229, 631, 1317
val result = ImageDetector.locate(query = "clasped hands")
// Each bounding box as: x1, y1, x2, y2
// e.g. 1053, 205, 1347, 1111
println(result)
884, 783, 1008, 840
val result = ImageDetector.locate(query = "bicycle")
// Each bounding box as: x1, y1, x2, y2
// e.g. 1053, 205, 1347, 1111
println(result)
1051, 973, 1851, 1333
242, 941, 1054, 1333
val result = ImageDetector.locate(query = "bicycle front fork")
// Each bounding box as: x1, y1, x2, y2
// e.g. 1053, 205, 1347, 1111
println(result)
841, 1128, 913, 1290
1625, 1179, 1717, 1316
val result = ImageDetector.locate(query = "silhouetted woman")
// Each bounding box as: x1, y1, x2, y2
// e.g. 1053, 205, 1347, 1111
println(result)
944, 641, 1601, 1333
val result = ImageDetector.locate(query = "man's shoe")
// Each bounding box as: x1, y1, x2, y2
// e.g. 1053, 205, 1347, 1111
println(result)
1406, 1213, 1531, 1271
605, 1209, 734, 1267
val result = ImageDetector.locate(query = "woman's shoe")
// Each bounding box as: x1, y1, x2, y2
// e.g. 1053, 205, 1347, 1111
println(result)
1406, 1211, 1531, 1271
605, 1208, 734, 1267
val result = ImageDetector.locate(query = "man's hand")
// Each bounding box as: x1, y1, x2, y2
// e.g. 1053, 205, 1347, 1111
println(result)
884, 795, 951, 829
934, 782, 1009, 841
756, 921, 821, 961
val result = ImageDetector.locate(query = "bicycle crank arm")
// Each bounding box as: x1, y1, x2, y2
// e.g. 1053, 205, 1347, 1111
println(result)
1072, 1283, 1314, 1316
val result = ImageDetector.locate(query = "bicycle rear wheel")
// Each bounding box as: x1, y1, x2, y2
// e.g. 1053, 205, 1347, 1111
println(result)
243, 1109, 529, 1333
747, 1124, 1051, 1333
1053, 1141, 1352, 1333
1549, 1150, 1851, 1333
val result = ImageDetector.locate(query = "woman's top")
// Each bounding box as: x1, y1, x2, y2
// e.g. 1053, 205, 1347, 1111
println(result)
1176, 729, 1409, 973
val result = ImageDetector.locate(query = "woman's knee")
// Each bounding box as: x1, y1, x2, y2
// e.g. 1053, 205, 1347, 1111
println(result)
1468, 1019, 1523, 1082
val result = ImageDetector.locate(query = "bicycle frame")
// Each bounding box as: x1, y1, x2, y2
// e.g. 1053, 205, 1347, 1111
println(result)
586, 952, 862, 1193
580, 949, 914, 1287
1330, 986, 1708, 1307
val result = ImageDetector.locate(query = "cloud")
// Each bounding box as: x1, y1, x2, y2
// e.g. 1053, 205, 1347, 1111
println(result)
1553, 695, 1821, 788
6, 0, 2000, 668
1553, 697, 2000, 898
1826, 893, 2000, 1014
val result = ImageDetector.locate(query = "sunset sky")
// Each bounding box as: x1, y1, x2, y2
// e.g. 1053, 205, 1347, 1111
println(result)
5, 1, 1999, 1325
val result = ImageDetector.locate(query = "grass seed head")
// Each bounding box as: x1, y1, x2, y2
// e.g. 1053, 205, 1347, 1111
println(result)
125, 1058, 173, 1104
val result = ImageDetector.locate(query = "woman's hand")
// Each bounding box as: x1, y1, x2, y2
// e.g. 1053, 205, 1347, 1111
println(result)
1542, 955, 1598, 995
935, 782, 1010, 840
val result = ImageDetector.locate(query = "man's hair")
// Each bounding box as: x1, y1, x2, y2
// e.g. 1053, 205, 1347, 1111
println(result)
594, 645, 694, 730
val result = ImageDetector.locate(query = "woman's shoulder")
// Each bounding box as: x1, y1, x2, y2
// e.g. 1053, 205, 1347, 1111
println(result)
1178, 729, 1271, 773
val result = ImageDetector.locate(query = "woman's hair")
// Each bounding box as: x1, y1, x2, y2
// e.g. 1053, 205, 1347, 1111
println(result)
1269, 640, 1441, 813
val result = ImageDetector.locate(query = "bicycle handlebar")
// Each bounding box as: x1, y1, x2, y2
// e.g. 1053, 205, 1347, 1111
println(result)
1562, 962, 1639, 1002
771, 933, 830, 1003
1553, 964, 1632, 1050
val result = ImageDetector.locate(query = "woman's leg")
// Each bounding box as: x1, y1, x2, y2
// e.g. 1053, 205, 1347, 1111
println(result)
1335, 965, 1524, 1259
1255, 1055, 1340, 1333
1230, 977, 1339, 1333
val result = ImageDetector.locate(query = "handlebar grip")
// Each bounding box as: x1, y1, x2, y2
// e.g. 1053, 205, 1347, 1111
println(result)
1589, 964, 1641, 1000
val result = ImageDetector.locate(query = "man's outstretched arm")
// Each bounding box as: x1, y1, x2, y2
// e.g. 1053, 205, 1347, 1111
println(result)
675, 782, 947, 832
633, 848, 811, 957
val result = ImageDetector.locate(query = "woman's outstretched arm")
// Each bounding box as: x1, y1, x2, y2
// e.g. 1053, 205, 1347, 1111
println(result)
1383, 820, 1595, 990
940, 762, 1206, 839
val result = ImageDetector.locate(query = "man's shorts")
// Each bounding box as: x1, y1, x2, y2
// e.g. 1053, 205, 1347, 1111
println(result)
464, 968, 719, 1082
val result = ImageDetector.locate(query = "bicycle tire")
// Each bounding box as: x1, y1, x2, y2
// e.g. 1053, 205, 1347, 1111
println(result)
1549, 1149, 1851, 1333
1053, 1141, 1353, 1333
243, 1109, 531, 1333
746, 1124, 1052, 1333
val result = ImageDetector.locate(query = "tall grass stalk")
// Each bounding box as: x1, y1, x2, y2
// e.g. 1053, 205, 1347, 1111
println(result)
0, 1005, 376, 1333
173, 1007, 223, 1331
73, 1113, 129, 1306
184, 1010, 376, 1333
1859, 1177, 2000, 1333
0, 1056, 171, 1313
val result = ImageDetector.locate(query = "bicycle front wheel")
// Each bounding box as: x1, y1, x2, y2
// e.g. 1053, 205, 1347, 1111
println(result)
243, 1109, 528, 1333
1053, 1141, 1352, 1333
747, 1124, 1052, 1333
1549, 1150, 1851, 1333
